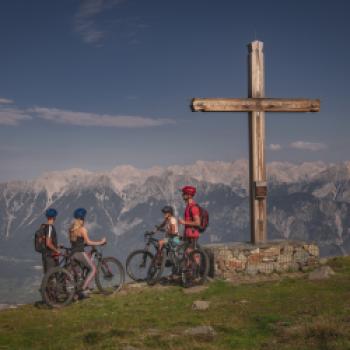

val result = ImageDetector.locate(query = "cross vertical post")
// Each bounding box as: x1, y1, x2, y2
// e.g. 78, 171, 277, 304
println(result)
248, 40, 267, 243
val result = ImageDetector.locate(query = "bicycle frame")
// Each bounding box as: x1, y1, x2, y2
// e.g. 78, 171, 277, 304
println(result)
143, 231, 160, 253
57, 247, 103, 288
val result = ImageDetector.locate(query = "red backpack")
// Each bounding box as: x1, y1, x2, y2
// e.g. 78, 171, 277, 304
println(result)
189, 204, 209, 233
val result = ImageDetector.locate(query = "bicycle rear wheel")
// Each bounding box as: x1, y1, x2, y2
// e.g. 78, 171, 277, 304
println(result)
182, 248, 209, 287
95, 257, 125, 294
126, 250, 154, 282
41, 267, 75, 308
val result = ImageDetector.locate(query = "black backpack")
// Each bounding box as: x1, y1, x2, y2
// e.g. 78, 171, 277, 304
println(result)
34, 224, 47, 253
190, 204, 209, 233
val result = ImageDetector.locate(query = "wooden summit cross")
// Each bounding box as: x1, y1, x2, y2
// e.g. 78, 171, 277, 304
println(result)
191, 41, 320, 244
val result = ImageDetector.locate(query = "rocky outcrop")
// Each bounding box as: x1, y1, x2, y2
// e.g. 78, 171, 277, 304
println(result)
205, 241, 320, 278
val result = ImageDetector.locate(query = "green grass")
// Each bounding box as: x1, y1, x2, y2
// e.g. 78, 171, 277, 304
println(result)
1, 257, 350, 349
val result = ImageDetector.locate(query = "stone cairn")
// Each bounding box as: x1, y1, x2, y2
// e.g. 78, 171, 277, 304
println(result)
204, 241, 320, 278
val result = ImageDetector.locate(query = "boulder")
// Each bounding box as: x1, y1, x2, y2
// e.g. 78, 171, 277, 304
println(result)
319, 257, 329, 265
304, 244, 320, 256
308, 266, 335, 280
258, 262, 275, 274
184, 326, 217, 339
192, 300, 210, 311
246, 263, 259, 275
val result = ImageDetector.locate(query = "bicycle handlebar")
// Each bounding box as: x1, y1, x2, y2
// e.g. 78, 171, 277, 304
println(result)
145, 226, 164, 236
145, 231, 156, 236
59, 246, 72, 252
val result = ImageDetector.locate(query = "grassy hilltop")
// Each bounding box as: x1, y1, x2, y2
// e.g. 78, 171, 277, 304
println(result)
1, 257, 350, 350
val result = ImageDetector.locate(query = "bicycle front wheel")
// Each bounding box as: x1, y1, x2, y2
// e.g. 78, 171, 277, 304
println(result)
146, 253, 165, 286
95, 257, 125, 294
41, 267, 75, 308
126, 249, 154, 282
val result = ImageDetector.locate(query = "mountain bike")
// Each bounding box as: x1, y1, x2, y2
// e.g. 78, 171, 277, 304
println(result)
147, 238, 209, 287
125, 230, 160, 282
41, 245, 125, 308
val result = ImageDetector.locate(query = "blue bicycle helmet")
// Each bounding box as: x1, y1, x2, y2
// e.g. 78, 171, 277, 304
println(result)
74, 208, 87, 220
45, 208, 58, 218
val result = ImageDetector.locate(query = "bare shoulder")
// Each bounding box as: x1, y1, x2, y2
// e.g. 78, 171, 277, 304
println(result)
170, 217, 177, 224
80, 227, 88, 234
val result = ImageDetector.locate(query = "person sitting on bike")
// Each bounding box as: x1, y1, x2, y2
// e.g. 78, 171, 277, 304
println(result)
42, 208, 61, 274
69, 208, 106, 296
178, 186, 201, 244
157, 206, 180, 251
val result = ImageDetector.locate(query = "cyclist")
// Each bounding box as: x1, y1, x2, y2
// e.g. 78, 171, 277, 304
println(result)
178, 186, 201, 244
42, 208, 61, 274
156, 206, 181, 251
178, 186, 202, 279
69, 208, 106, 297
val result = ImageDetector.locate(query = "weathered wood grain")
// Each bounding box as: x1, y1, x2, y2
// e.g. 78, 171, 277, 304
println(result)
191, 98, 320, 112
248, 40, 267, 244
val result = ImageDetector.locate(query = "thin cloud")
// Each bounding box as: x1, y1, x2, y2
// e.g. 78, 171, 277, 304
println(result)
31, 107, 175, 128
290, 141, 327, 151
268, 144, 282, 151
75, 0, 125, 45
0, 108, 32, 126
0, 98, 14, 105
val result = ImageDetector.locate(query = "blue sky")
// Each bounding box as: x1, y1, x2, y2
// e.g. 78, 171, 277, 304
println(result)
0, 0, 349, 181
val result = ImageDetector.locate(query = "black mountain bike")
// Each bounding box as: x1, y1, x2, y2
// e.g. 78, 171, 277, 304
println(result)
125, 230, 160, 282
41, 246, 125, 308
147, 239, 209, 287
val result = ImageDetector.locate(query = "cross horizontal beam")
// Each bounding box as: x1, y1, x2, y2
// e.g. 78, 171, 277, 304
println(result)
191, 98, 320, 113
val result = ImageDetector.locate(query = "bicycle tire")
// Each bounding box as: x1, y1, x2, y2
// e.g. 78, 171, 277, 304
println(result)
182, 248, 209, 287
126, 249, 154, 282
40, 267, 75, 308
95, 257, 125, 294
146, 253, 165, 286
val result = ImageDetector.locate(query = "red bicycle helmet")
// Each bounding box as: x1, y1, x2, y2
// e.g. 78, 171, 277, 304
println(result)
181, 186, 196, 196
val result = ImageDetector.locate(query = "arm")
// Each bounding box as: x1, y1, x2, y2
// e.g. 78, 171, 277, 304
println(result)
156, 219, 167, 231
179, 207, 200, 227
45, 227, 60, 254
81, 227, 106, 246
180, 215, 200, 227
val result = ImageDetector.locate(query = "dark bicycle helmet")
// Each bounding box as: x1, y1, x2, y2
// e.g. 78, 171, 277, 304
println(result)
45, 208, 58, 218
161, 206, 174, 215
74, 208, 87, 220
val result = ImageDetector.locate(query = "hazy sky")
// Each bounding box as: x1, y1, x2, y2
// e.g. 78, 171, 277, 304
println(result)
0, 0, 348, 181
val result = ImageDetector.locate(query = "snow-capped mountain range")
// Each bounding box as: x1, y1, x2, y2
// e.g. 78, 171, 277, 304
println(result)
1, 159, 350, 303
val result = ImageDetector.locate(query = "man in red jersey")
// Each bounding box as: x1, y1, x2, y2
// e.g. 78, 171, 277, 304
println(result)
178, 186, 201, 244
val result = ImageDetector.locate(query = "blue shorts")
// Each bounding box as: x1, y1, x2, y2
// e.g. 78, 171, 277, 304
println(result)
164, 236, 181, 247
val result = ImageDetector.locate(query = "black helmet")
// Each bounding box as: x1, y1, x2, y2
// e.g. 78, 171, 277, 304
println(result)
161, 206, 174, 215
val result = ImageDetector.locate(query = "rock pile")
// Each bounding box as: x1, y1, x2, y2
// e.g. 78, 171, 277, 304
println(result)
204, 241, 320, 278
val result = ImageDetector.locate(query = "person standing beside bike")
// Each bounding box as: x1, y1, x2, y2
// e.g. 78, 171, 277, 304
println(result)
41, 208, 61, 274
178, 186, 201, 244
69, 208, 106, 297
